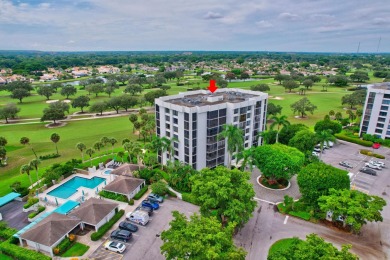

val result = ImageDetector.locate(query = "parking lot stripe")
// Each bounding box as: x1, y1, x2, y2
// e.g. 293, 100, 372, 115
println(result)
283, 216, 289, 224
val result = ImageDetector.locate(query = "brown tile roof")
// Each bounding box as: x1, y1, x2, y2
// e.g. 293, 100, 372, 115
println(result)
103, 176, 145, 195
69, 198, 118, 225
111, 163, 144, 177
20, 213, 81, 247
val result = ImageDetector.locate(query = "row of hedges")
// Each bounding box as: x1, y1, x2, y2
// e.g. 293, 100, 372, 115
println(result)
28, 205, 45, 219
0, 238, 51, 260
360, 149, 386, 159
133, 186, 148, 200
23, 197, 38, 209
53, 237, 72, 255
335, 134, 373, 147
99, 190, 128, 203
166, 189, 177, 198
91, 209, 125, 241
39, 153, 61, 160
182, 193, 200, 206
0, 222, 17, 240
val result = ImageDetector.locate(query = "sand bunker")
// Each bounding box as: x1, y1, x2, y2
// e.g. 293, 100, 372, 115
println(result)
45, 99, 71, 103
271, 96, 284, 100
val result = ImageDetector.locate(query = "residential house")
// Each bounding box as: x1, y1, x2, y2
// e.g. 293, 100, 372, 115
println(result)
103, 176, 146, 201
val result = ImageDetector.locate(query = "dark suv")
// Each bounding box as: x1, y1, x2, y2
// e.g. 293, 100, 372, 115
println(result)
359, 167, 377, 176
119, 221, 138, 232
136, 205, 153, 216
110, 229, 132, 242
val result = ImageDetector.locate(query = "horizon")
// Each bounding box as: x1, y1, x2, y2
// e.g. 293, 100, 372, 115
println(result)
0, 0, 389, 53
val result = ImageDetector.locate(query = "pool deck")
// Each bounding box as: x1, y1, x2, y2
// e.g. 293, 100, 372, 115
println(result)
38, 168, 115, 208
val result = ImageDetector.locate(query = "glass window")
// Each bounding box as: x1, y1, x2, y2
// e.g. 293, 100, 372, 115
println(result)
185, 155, 189, 163
192, 113, 197, 120
173, 118, 178, 124
378, 117, 386, 122
379, 111, 387, 117
173, 126, 178, 132
192, 121, 197, 129
185, 113, 189, 121
219, 109, 226, 117
377, 123, 384, 128
207, 110, 218, 119
166, 131, 170, 137
380, 105, 389, 111
165, 108, 170, 113
156, 104, 160, 111
240, 107, 247, 114
174, 142, 178, 148
165, 115, 170, 121
234, 108, 239, 114
174, 134, 178, 140
173, 110, 178, 116
166, 123, 170, 129
185, 130, 189, 138
185, 147, 189, 154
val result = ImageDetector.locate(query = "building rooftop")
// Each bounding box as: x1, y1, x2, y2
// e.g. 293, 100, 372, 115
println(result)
103, 176, 145, 195
69, 197, 118, 225
370, 82, 390, 91
165, 90, 261, 107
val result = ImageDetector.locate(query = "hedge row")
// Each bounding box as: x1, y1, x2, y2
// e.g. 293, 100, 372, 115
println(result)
335, 134, 373, 147
99, 190, 128, 203
28, 205, 46, 219
167, 189, 177, 198
54, 237, 72, 255
0, 238, 51, 260
23, 197, 39, 209
182, 193, 200, 206
0, 225, 17, 240
91, 209, 124, 241
360, 150, 386, 159
39, 153, 61, 160
133, 186, 148, 200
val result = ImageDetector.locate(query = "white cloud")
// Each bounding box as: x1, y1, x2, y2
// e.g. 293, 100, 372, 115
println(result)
256, 20, 273, 28
278, 12, 300, 21
204, 11, 223, 19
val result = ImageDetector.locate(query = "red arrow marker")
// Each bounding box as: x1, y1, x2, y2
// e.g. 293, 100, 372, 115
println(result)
208, 79, 218, 93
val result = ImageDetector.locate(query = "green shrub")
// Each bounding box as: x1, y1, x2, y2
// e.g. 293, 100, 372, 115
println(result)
373, 153, 385, 159
28, 205, 45, 219
23, 197, 38, 209
129, 199, 134, 205
91, 210, 124, 241
99, 190, 128, 203
0, 222, 17, 240
133, 186, 148, 200
360, 149, 386, 159
54, 237, 72, 255
0, 238, 51, 260
335, 134, 373, 147
39, 153, 61, 160
182, 192, 200, 206
167, 189, 177, 198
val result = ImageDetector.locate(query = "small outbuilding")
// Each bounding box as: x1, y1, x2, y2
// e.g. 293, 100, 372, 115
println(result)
110, 163, 144, 177
19, 212, 81, 257
103, 176, 146, 200
69, 197, 118, 232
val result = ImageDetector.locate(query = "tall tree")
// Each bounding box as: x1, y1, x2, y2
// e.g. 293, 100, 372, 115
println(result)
37, 85, 55, 100
76, 142, 87, 162
89, 101, 107, 115
29, 159, 41, 187
100, 136, 110, 155
161, 211, 246, 260
11, 88, 30, 103
0, 103, 21, 123
120, 95, 138, 111
106, 96, 122, 114
315, 130, 336, 159
290, 97, 317, 118
270, 115, 290, 143
71, 95, 90, 113
267, 103, 282, 117
20, 164, 33, 187
282, 80, 299, 92
129, 114, 138, 132
318, 189, 386, 233
191, 166, 256, 228
0, 146, 6, 166
60, 85, 77, 99
253, 143, 305, 184
50, 133, 60, 155
108, 137, 118, 157
85, 148, 95, 166
217, 124, 244, 169
41, 101, 70, 124
0, 137, 7, 146
288, 130, 317, 153
302, 79, 314, 89
20, 137, 37, 158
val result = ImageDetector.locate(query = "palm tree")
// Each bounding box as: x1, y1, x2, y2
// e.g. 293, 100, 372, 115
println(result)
316, 130, 336, 159
85, 148, 95, 166
117, 151, 125, 163
270, 115, 290, 143
29, 159, 41, 187
50, 133, 60, 155
129, 114, 138, 133
238, 147, 255, 171
217, 124, 244, 169
257, 130, 271, 145
20, 137, 38, 158
76, 142, 87, 162
123, 141, 135, 163
132, 142, 142, 169
100, 136, 110, 155
109, 137, 118, 157
20, 164, 33, 187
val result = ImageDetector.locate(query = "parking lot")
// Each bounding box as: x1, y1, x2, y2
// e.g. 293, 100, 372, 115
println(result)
89, 197, 199, 260
321, 140, 389, 194
0, 200, 30, 230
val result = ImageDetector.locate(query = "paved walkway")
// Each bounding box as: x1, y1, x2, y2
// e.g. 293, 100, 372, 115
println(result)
250, 169, 301, 204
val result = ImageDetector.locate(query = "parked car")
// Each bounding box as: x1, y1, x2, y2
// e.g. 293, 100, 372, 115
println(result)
312, 151, 319, 157
119, 221, 139, 232
135, 205, 153, 216
365, 163, 381, 170
142, 200, 159, 210
104, 240, 126, 253
372, 143, 381, 149
339, 161, 353, 168
148, 193, 164, 203
370, 160, 385, 167
110, 229, 132, 242
313, 148, 322, 153
126, 210, 150, 226
359, 167, 377, 176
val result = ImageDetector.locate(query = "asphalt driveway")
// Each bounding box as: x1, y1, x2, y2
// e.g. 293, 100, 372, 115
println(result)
0, 200, 30, 230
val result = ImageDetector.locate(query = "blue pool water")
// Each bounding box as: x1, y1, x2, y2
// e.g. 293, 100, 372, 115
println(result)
48, 176, 106, 199
104, 169, 112, 175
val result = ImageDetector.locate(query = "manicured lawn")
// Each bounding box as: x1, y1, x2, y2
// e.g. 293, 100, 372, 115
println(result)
0, 116, 141, 196
61, 242, 90, 257
0, 253, 13, 260
268, 238, 303, 255
277, 203, 312, 221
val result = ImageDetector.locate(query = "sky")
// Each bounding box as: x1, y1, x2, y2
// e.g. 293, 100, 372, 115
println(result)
0, 0, 389, 52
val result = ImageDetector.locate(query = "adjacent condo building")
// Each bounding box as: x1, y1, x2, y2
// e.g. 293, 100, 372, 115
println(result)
155, 88, 268, 170
360, 82, 390, 139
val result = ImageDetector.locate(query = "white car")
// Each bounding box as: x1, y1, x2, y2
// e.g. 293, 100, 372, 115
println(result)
104, 240, 126, 253
365, 163, 381, 170
370, 160, 385, 167
312, 151, 319, 157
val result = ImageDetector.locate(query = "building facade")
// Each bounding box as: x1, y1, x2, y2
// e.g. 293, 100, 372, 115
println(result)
155, 88, 268, 170
360, 82, 390, 139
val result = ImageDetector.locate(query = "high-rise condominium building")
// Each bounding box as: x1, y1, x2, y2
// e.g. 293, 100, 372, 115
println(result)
155, 88, 268, 170
360, 82, 390, 139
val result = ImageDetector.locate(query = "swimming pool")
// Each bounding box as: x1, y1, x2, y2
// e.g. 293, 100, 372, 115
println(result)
104, 169, 112, 175
48, 176, 106, 199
